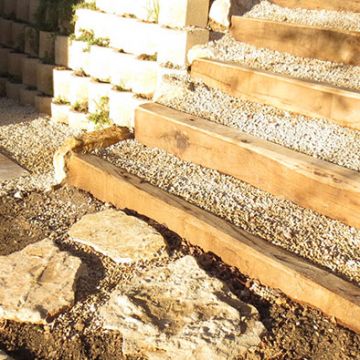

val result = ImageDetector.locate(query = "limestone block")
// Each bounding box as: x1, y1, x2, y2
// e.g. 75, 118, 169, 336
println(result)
109, 89, 148, 128
55, 35, 69, 67
5, 81, 23, 101
96, 0, 159, 22
0, 239, 83, 324
3, 0, 16, 17
51, 102, 70, 124
16, 0, 29, 22
36, 62, 55, 95
34, 94, 52, 115
24, 26, 39, 57
28, 0, 40, 24
88, 79, 112, 113
39, 31, 55, 62
0, 77, 7, 96
0, 0, 4, 15
69, 210, 166, 263
158, 28, 209, 66
187, 44, 216, 64
88, 45, 114, 82
22, 56, 39, 87
0, 19, 13, 47
53, 68, 72, 100
68, 40, 90, 73
158, 0, 210, 28
11, 21, 25, 51
68, 73, 90, 105
110, 51, 159, 97
68, 109, 96, 132
74, 9, 110, 39
0, 47, 11, 75
19, 87, 38, 105
8, 52, 27, 79
109, 17, 159, 55
99, 256, 265, 359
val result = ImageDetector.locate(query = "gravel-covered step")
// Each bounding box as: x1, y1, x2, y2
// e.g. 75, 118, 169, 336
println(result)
135, 102, 360, 229
189, 33, 360, 92
99, 255, 265, 359
0, 239, 83, 324
155, 74, 360, 172
252, 1, 360, 29
69, 209, 167, 263
190, 58, 360, 130
231, 17, 360, 66
65, 151, 360, 333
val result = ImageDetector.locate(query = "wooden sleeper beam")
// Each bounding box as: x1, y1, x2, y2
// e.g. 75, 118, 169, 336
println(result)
231, 17, 360, 66
191, 58, 360, 131
65, 152, 360, 334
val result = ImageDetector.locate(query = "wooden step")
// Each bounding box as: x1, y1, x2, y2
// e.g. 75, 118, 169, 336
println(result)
271, 0, 360, 13
191, 58, 360, 131
231, 17, 360, 66
65, 152, 360, 334
135, 103, 360, 229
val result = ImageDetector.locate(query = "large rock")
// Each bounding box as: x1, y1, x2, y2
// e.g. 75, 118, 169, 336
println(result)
99, 256, 265, 360
0, 239, 83, 324
69, 210, 166, 263
209, 0, 260, 27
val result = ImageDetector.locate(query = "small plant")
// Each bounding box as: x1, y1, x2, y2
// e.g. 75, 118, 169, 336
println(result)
88, 96, 110, 126
137, 53, 157, 61
146, 0, 160, 23
53, 97, 70, 105
76, 29, 110, 51
74, 69, 87, 77
72, 100, 88, 113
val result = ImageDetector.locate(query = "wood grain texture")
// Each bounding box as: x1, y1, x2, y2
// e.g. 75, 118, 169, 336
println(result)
0, 153, 28, 181
271, 0, 360, 13
231, 17, 360, 66
191, 58, 360, 130
66, 152, 360, 333
135, 103, 360, 228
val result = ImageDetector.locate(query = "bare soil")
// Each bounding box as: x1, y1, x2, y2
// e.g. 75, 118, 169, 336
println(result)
0, 186, 359, 360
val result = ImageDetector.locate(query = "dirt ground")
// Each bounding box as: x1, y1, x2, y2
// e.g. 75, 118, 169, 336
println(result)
0, 185, 359, 360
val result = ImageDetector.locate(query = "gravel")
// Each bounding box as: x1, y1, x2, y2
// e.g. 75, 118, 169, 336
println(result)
98, 140, 360, 285
0, 98, 81, 195
245, 0, 360, 32
198, 33, 360, 91
156, 74, 360, 172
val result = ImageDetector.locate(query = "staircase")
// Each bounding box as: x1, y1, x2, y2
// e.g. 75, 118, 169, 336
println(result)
62, 0, 360, 334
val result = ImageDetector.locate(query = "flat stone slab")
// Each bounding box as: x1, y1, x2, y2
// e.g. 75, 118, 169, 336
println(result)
0, 153, 28, 181
0, 239, 83, 324
68, 210, 166, 263
99, 256, 265, 359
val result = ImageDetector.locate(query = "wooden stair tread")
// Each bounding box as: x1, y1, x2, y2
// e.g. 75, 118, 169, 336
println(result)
135, 103, 360, 229
231, 17, 360, 67
65, 151, 360, 334
191, 58, 360, 130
